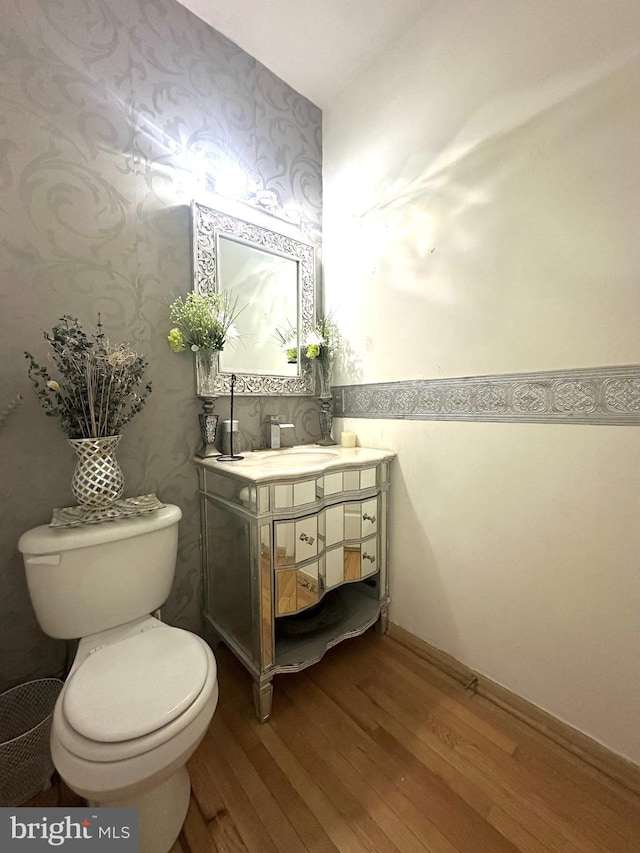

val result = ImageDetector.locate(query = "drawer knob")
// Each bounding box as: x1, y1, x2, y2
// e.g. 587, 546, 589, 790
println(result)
362, 552, 376, 563
362, 513, 376, 523
299, 532, 315, 545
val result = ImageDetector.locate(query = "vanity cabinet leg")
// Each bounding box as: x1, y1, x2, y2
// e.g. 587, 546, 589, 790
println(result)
253, 678, 273, 723
375, 603, 389, 635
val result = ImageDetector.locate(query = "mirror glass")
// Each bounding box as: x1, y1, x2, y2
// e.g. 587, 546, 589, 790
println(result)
217, 236, 298, 376
192, 201, 315, 396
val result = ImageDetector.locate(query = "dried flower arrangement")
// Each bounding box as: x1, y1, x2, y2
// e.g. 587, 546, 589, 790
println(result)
25, 315, 151, 439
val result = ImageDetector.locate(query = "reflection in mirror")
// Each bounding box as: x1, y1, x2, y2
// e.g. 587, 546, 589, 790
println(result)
275, 566, 319, 615
344, 503, 361, 540
361, 538, 378, 577
344, 547, 361, 580
343, 470, 360, 492
325, 547, 344, 588
192, 201, 316, 396
259, 524, 273, 667
275, 522, 295, 568
217, 237, 298, 376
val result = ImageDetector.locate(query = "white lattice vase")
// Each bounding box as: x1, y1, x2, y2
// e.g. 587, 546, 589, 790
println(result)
68, 435, 124, 508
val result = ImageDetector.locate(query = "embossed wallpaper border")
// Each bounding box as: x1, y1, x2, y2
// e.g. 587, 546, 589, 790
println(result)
332, 365, 640, 425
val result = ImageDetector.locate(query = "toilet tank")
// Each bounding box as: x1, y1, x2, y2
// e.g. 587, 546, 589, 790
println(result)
18, 504, 182, 639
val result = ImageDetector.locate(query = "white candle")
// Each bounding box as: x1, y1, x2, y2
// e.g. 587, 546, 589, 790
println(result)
341, 431, 357, 447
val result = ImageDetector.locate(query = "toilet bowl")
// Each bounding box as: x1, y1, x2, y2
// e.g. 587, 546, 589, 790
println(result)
18, 504, 217, 853
52, 617, 218, 851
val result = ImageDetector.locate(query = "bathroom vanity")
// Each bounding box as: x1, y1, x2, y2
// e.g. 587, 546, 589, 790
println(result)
195, 445, 394, 721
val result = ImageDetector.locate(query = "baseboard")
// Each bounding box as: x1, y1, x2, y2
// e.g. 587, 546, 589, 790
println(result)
387, 622, 640, 798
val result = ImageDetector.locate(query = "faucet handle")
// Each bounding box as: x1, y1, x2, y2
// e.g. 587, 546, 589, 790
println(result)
266, 414, 294, 428
266, 415, 295, 449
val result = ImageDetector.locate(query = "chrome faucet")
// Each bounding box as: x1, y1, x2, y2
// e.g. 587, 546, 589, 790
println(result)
267, 415, 295, 449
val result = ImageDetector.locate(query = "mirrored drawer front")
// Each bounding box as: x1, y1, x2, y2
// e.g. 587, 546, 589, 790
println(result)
345, 497, 378, 538
323, 503, 344, 547
321, 466, 377, 496
277, 498, 381, 570
360, 535, 378, 578
274, 515, 318, 568
323, 536, 380, 589
275, 563, 319, 615
324, 546, 345, 589
335, 497, 379, 543
273, 479, 317, 509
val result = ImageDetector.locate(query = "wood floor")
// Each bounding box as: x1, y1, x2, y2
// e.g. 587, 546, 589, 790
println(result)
24, 629, 640, 852
174, 630, 640, 853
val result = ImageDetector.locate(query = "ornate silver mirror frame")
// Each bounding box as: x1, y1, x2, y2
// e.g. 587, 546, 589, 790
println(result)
192, 200, 316, 396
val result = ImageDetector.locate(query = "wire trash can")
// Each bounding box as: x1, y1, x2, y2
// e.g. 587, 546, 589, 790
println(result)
0, 677, 63, 806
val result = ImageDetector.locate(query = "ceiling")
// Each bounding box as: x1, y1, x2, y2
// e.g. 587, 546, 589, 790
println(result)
177, 0, 427, 109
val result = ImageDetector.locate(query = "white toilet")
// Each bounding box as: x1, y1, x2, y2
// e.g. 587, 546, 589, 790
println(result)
18, 504, 218, 853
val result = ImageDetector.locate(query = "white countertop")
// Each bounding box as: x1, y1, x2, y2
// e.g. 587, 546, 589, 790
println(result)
195, 444, 395, 482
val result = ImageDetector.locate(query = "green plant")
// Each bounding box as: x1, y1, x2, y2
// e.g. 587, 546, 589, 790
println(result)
274, 321, 299, 363
167, 292, 241, 355
304, 313, 342, 397
304, 314, 342, 370
25, 315, 151, 439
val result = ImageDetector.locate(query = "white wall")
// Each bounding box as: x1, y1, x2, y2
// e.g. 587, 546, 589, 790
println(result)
323, 0, 640, 764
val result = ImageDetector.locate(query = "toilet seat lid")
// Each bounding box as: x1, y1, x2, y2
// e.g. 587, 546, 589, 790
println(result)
63, 626, 209, 742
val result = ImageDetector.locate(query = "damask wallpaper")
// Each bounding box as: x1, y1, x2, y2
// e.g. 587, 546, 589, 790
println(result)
0, 0, 322, 691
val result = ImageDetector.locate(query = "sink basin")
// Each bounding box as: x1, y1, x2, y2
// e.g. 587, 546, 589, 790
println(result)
245, 449, 339, 468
